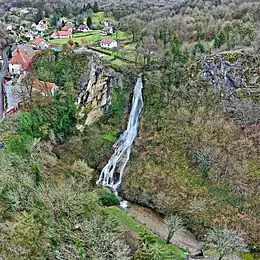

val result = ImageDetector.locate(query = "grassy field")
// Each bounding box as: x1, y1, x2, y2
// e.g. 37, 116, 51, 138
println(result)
49, 31, 129, 46
84, 11, 116, 25
103, 207, 186, 259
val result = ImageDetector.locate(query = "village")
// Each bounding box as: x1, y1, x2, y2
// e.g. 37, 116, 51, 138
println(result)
0, 8, 135, 119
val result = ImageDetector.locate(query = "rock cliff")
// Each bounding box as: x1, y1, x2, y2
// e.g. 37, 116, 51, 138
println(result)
76, 54, 119, 130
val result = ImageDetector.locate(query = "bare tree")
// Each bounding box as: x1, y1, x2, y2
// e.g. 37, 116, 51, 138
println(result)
204, 228, 247, 260
164, 214, 185, 244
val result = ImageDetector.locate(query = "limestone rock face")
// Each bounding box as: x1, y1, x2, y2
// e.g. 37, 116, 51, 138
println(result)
76, 55, 118, 129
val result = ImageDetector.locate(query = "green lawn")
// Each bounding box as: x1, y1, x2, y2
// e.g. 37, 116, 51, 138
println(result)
85, 11, 116, 25
49, 34, 101, 45
49, 31, 130, 46
103, 207, 186, 259
72, 30, 102, 37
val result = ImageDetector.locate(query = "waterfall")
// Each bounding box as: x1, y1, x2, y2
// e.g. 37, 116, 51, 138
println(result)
97, 74, 144, 190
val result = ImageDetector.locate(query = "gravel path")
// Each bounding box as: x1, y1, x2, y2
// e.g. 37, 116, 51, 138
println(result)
124, 203, 203, 257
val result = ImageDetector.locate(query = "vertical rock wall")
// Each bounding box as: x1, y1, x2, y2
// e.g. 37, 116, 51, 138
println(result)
76, 55, 118, 130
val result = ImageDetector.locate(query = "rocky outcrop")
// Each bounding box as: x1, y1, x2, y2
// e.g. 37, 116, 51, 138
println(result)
76, 54, 119, 130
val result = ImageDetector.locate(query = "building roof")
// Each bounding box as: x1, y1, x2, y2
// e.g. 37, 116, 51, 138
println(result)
103, 26, 116, 31
9, 50, 35, 71
100, 38, 115, 44
31, 38, 48, 45
78, 24, 89, 29
62, 25, 72, 31
12, 44, 34, 53
52, 31, 72, 37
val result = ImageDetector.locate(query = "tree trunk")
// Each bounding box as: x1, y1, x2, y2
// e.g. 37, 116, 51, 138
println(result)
166, 232, 172, 244
219, 255, 224, 260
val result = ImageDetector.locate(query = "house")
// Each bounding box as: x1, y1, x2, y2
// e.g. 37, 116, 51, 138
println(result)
102, 26, 117, 35
51, 31, 72, 39
11, 44, 35, 56
100, 38, 118, 49
91, 23, 99, 30
31, 38, 50, 49
8, 50, 35, 75
24, 32, 34, 41
19, 25, 25, 32
77, 24, 90, 32
104, 20, 111, 27
32, 80, 58, 96
62, 26, 73, 32
20, 31, 34, 41
36, 20, 48, 32
6, 24, 13, 31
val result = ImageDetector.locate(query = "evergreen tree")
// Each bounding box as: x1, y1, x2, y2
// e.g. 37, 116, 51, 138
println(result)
7, 48, 12, 59
44, 7, 50, 18
61, 5, 68, 17
93, 1, 99, 13
194, 41, 205, 54
35, 9, 43, 24
62, 20, 66, 27
171, 34, 181, 59
87, 17, 92, 27
214, 30, 226, 48
51, 12, 59, 27
86, 3, 92, 10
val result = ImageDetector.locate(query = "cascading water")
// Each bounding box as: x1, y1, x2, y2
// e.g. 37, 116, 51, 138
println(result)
97, 74, 144, 190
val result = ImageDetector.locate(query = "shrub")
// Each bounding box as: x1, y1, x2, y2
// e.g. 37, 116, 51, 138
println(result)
100, 192, 120, 206
19, 94, 76, 139
189, 148, 213, 178
5, 134, 33, 156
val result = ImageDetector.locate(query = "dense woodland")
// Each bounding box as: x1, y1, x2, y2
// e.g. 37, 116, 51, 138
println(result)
0, 0, 260, 259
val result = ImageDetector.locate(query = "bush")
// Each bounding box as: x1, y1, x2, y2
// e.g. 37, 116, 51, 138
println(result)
100, 192, 120, 206
19, 94, 76, 139
5, 134, 33, 156
189, 148, 213, 178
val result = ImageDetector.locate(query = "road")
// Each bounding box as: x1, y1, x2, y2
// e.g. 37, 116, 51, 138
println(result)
0, 46, 9, 122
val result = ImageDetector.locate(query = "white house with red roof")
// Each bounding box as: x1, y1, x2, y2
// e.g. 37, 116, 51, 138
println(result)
31, 38, 50, 49
8, 50, 35, 75
51, 31, 72, 39
77, 24, 90, 32
100, 38, 118, 49
62, 26, 73, 32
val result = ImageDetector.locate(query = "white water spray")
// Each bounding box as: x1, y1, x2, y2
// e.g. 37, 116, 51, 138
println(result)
97, 74, 144, 190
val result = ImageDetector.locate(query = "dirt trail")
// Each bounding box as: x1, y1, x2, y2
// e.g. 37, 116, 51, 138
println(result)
124, 203, 203, 256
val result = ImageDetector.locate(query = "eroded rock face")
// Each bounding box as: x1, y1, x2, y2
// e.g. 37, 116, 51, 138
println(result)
76, 55, 118, 129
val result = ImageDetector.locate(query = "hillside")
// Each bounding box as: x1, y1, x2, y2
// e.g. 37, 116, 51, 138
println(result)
0, 0, 260, 259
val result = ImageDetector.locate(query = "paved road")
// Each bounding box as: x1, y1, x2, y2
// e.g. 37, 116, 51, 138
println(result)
0, 46, 9, 122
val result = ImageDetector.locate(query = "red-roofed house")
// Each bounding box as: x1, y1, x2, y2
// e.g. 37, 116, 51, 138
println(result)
31, 38, 50, 49
51, 31, 72, 39
100, 38, 118, 49
77, 24, 90, 32
62, 26, 73, 32
8, 50, 35, 75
